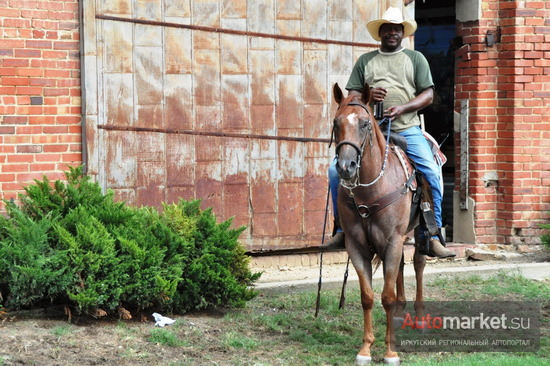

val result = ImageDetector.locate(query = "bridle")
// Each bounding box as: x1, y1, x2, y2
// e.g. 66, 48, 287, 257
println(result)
333, 101, 392, 190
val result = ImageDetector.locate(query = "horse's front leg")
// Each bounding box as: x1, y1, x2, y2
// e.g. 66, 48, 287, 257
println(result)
381, 235, 404, 364
346, 238, 375, 365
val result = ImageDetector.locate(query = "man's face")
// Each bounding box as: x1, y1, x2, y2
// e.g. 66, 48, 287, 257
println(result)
378, 23, 404, 52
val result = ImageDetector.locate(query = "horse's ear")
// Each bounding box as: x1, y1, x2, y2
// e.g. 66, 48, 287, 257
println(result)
333, 83, 344, 104
361, 82, 370, 105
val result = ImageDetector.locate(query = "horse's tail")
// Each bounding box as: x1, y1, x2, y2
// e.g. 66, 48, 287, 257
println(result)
372, 254, 382, 274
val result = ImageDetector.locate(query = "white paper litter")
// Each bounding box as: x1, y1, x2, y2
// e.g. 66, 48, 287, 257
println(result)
152, 312, 176, 327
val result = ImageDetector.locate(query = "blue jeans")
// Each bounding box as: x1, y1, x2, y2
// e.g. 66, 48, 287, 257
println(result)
328, 125, 443, 230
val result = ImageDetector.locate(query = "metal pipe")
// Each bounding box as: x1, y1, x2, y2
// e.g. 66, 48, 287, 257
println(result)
98, 124, 331, 144
96, 14, 378, 49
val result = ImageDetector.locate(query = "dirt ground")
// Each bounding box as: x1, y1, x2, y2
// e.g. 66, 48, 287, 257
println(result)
0, 311, 235, 366
1, 250, 548, 366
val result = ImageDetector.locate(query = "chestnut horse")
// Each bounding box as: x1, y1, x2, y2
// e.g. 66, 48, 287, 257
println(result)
332, 83, 427, 365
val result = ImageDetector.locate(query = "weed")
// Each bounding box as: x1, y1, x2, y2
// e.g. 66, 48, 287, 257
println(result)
51, 325, 72, 338
223, 331, 260, 350
120, 347, 150, 360
148, 328, 187, 347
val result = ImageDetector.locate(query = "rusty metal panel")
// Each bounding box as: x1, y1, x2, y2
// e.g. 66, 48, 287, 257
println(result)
303, 0, 328, 38
135, 0, 162, 20
82, 0, 391, 251
250, 50, 275, 106
221, 75, 249, 131
99, 0, 132, 17
103, 20, 133, 73
104, 130, 137, 189
224, 138, 249, 185
165, 27, 193, 75
304, 50, 328, 105
164, 73, 193, 129
194, 49, 221, 106
134, 46, 163, 107
104, 73, 133, 126
164, 0, 191, 18
278, 182, 304, 239
166, 133, 195, 188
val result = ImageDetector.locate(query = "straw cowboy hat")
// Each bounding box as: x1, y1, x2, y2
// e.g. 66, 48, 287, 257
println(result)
367, 7, 417, 41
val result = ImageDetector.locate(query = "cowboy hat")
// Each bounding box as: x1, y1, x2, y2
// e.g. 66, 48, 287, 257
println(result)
367, 7, 417, 41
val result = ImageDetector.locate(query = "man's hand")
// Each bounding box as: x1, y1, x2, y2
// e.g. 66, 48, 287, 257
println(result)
370, 87, 387, 103
384, 87, 434, 118
384, 105, 405, 119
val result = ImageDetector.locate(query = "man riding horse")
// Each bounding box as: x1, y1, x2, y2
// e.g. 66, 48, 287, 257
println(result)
324, 7, 455, 259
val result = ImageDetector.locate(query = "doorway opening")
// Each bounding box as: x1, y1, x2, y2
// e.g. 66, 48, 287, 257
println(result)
415, 0, 456, 241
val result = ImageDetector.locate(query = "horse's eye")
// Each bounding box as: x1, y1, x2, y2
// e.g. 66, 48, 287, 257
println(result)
360, 119, 370, 129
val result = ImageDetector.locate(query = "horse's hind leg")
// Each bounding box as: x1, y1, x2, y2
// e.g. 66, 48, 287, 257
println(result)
394, 252, 406, 326
413, 228, 427, 320
396, 252, 406, 314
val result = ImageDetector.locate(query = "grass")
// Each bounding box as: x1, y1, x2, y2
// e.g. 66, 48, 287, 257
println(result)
2, 268, 547, 365
148, 269, 548, 365
51, 324, 72, 338
148, 328, 189, 347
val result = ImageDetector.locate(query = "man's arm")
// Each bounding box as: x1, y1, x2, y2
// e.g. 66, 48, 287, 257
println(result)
384, 87, 433, 119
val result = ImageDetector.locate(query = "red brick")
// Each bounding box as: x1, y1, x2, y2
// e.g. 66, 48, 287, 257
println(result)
2, 58, 29, 67
25, 40, 52, 49
2, 116, 28, 124
17, 145, 42, 154
17, 68, 44, 77
7, 155, 34, 163
2, 164, 29, 173
30, 163, 56, 172
61, 153, 81, 162
0, 126, 15, 134
15, 126, 42, 134
0, 174, 16, 182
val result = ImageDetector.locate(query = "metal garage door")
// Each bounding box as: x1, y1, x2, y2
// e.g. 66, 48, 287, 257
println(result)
80, 0, 407, 251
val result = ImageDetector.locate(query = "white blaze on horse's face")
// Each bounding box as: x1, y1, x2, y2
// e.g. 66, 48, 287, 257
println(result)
347, 113, 359, 127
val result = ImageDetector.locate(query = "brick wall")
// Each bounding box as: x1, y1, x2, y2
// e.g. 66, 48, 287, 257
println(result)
455, 0, 550, 245
2, 0, 548, 248
0, 0, 82, 209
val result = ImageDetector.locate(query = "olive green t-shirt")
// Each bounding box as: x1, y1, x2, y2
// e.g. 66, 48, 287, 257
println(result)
345, 48, 434, 132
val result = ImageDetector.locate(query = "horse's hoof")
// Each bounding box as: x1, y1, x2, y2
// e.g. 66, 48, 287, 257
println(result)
355, 354, 372, 365
384, 357, 400, 365
415, 320, 430, 334
393, 316, 405, 329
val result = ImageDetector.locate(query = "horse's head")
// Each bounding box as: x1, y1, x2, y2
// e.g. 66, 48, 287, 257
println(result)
332, 83, 373, 181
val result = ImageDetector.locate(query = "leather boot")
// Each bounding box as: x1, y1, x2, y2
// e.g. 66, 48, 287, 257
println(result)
321, 232, 345, 250
320, 218, 345, 250
428, 238, 455, 258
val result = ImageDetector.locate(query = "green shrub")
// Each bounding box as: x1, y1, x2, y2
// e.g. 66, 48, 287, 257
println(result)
541, 219, 550, 251
0, 166, 259, 316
